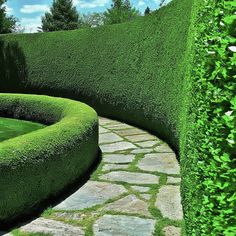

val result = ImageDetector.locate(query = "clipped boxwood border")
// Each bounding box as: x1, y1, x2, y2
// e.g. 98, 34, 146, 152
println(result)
0, 93, 99, 223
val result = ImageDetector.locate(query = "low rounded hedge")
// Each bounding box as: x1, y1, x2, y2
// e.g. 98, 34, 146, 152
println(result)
0, 93, 98, 223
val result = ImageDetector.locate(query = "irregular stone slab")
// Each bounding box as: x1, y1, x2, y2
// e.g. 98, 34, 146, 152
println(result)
102, 164, 129, 171
125, 134, 157, 142
137, 153, 180, 175
141, 194, 152, 200
155, 143, 174, 153
100, 171, 160, 184
115, 128, 146, 136
100, 141, 136, 152
102, 194, 151, 216
104, 123, 133, 129
155, 186, 183, 220
103, 154, 135, 164
131, 185, 150, 193
99, 133, 123, 144
99, 127, 109, 134
99, 117, 113, 125
93, 215, 156, 236
167, 177, 181, 184
54, 212, 82, 221
163, 226, 181, 236
55, 181, 127, 210
131, 148, 153, 154
20, 218, 84, 236
136, 141, 159, 148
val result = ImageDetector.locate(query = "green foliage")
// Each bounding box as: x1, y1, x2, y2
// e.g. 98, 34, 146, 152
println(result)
104, 0, 140, 25
41, 0, 80, 32
0, 93, 98, 223
0, 0, 17, 34
81, 13, 105, 28
181, 0, 236, 235
0, 0, 194, 151
144, 7, 151, 16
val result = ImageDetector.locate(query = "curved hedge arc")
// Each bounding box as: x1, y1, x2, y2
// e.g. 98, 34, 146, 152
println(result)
0, 93, 98, 223
0, 0, 195, 152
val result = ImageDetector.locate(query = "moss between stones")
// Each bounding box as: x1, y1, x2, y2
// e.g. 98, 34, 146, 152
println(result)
0, 93, 98, 223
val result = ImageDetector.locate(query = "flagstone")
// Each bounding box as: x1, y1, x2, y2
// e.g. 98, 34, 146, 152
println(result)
137, 153, 180, 175
55, 181, 127, 211
103, 154, 135, 164
100, 141, 136, 152
100, 171, 160, 184
93, 215, 156, 236
155, 186, 183, 220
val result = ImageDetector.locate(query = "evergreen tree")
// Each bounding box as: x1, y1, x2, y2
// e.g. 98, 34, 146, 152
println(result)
0, 0, 17, 34
104, 0, 140, 25
144, 7, 151, 15
159, 0, 166, 7
41, 0, 80, 32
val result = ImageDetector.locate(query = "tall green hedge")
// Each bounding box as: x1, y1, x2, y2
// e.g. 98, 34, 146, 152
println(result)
0, 0, 195, 152
182, 1, 236, 235
0, 94, 98, 223
0, 0, 235, 234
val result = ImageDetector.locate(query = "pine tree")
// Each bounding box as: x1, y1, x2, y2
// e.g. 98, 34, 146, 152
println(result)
104, 0, 140, 25
144, 7, 151, 15
41, 0, 80, 32
0, 0, 17, 34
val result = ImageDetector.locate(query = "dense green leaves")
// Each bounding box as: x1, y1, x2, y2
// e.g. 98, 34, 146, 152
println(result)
182, 0, 236, 235
0, 94, 98, 223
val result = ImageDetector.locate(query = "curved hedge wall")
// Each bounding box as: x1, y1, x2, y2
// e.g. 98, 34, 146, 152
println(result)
0, 0, 195, 152
0, 93, 98, 223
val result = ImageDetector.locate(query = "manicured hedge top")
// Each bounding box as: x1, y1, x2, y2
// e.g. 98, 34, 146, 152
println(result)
0, 93, 98, 222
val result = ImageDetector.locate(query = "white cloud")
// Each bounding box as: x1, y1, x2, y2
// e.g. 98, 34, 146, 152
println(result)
138, 1, 145, 6
20, 16, 42, 33
20, 5, 49, 14
74, 0, 109, 9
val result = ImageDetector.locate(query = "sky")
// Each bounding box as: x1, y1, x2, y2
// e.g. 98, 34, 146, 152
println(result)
4, 0, 172, 33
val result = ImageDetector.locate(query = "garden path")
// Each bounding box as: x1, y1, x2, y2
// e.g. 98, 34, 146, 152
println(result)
3, 117, 184, 236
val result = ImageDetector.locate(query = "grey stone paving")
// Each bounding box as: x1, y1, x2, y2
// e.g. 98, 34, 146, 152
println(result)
167, 176, 181, 184
99, 133, 123, 144
131, 185, 150, 193
155, 143, 174, 153
102, 163, 129, 171
100, 171, 160, 184
20, 218, 85, 236
93, 215, 156, 236
162, 226, 181, 236
55, 181, 127, 210
125, 133, 157, 142
155, 185, 183, 220
137, 153, 180, 175
103, 154, 135, 164
100, 141, 136, 152
101, 194, 151, 217
8, 117, 184, 236
136, 140, 159, 148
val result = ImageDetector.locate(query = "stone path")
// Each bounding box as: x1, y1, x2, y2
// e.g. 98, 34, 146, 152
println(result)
3, 117, 184, 236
